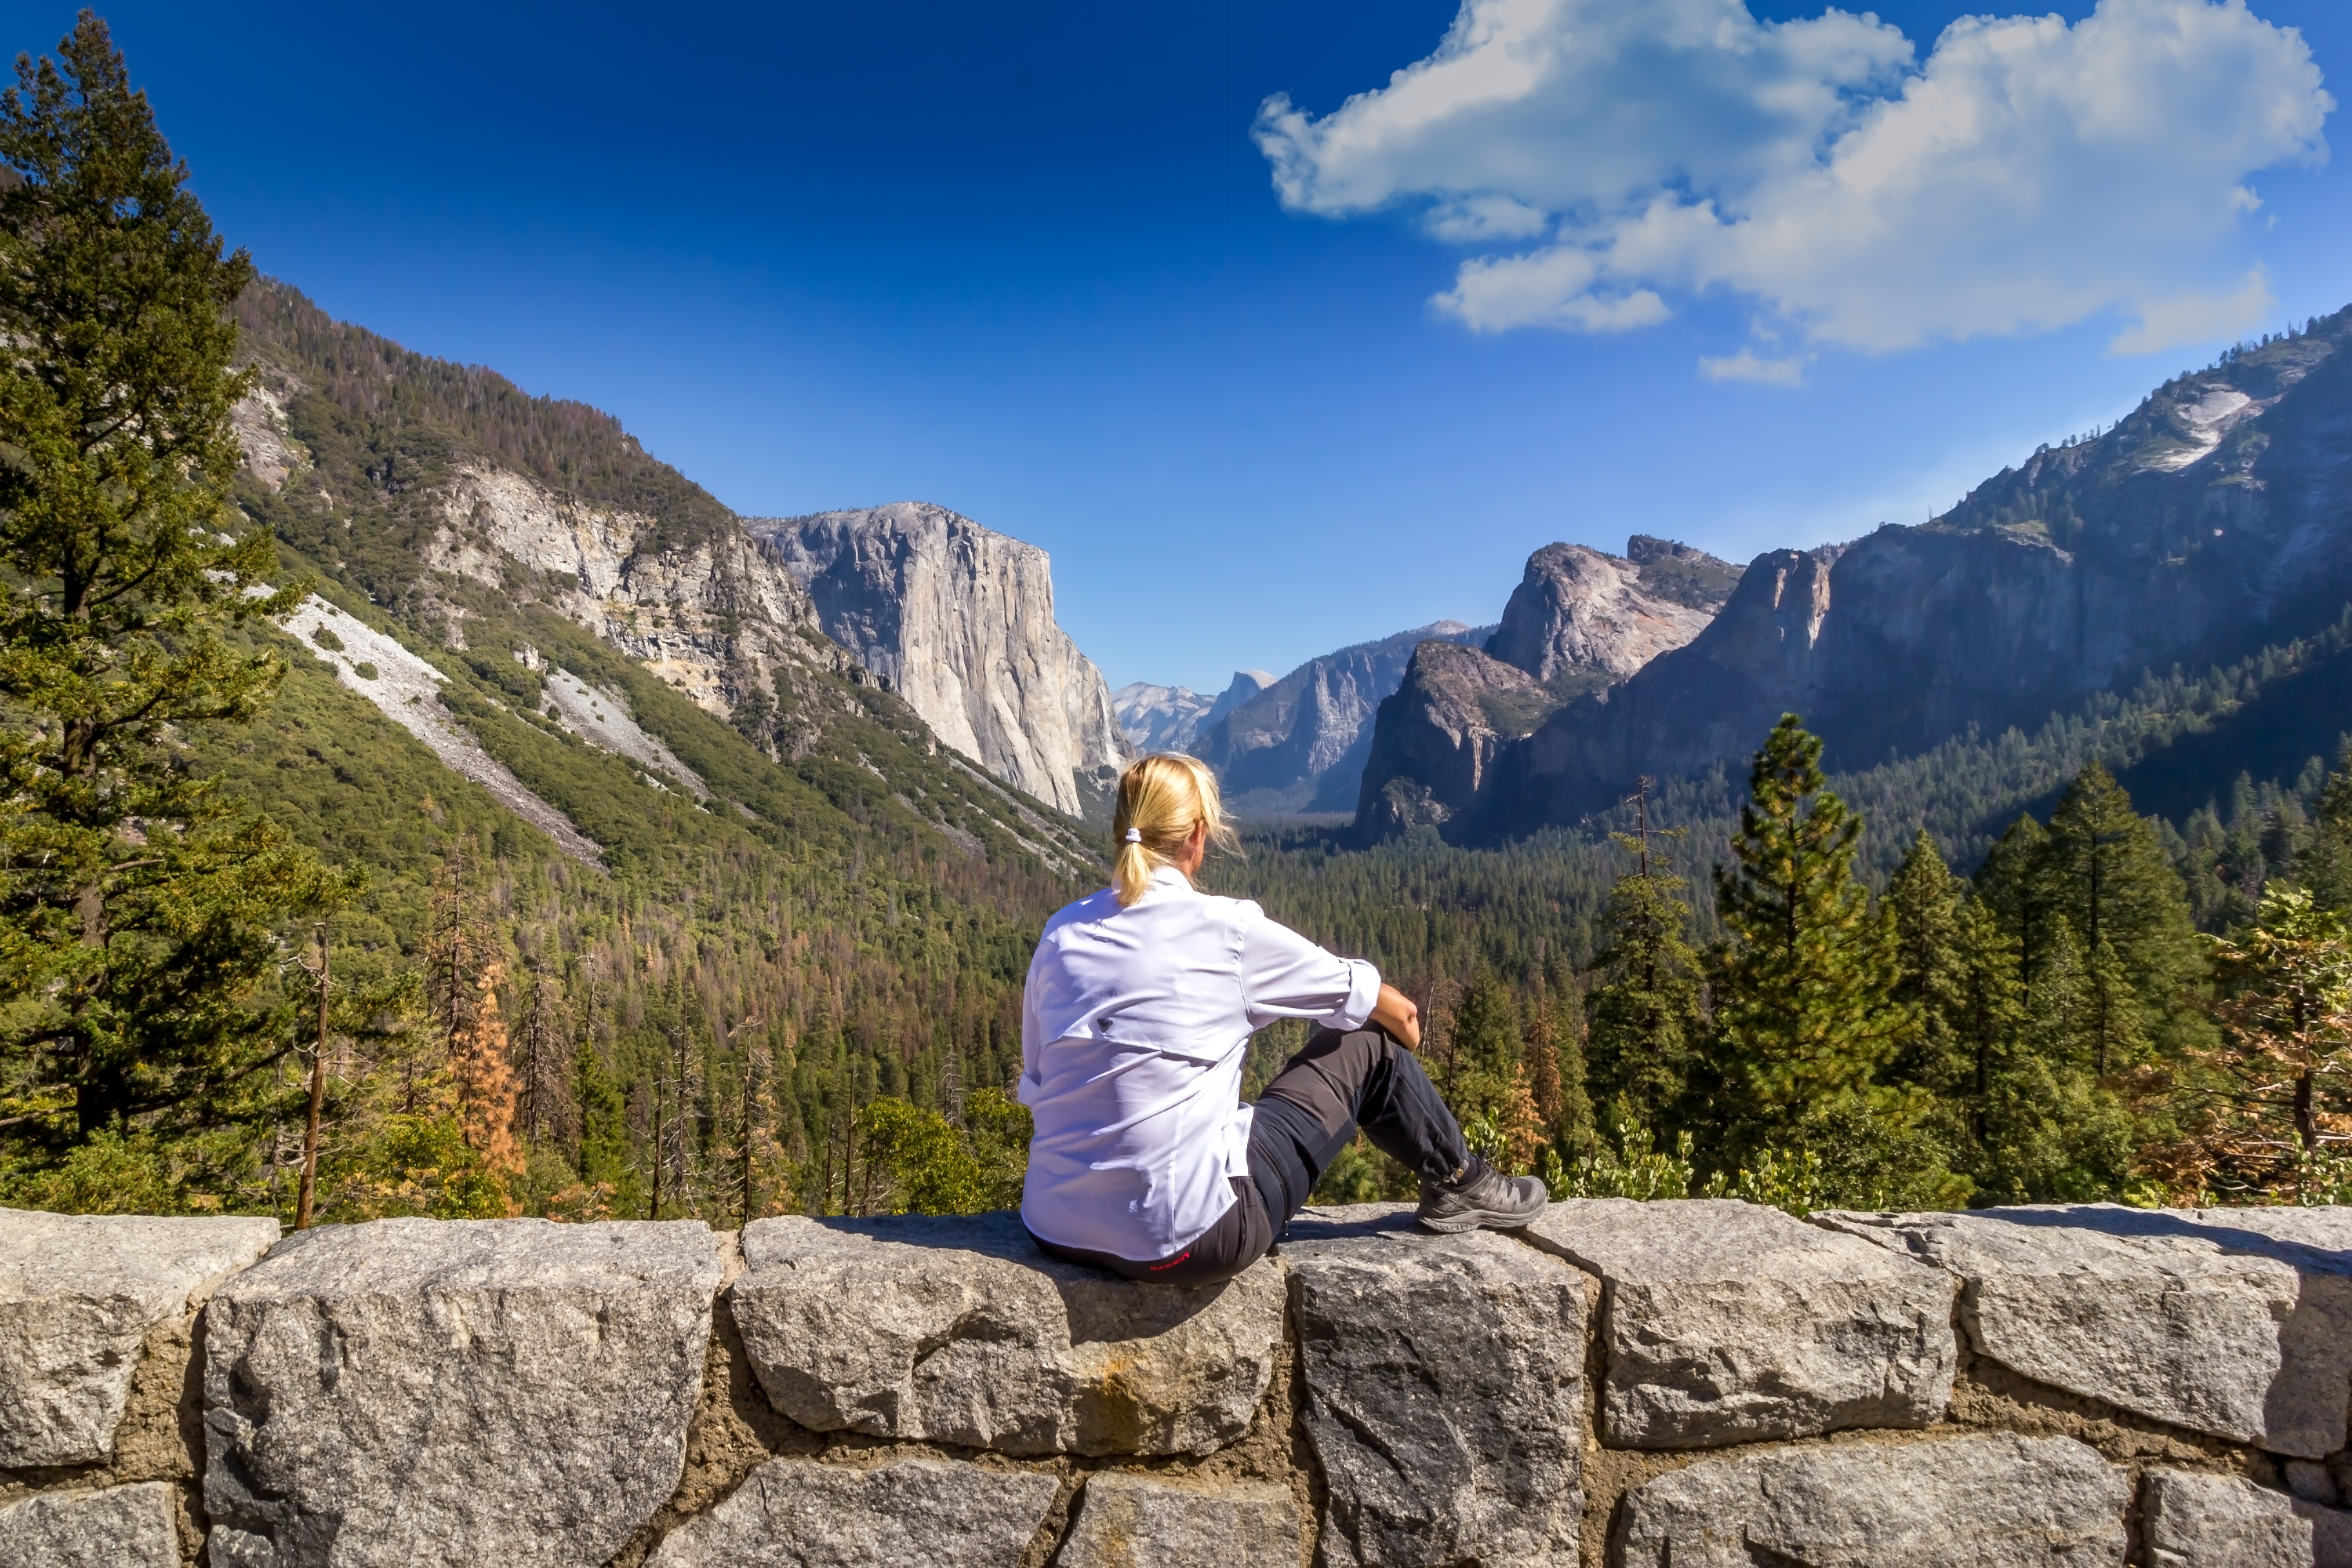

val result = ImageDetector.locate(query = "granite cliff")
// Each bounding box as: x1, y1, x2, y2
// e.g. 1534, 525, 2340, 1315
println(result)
1358, 538, 1741, 836
227, 280, 1101, 870
753, 504, 1132, 817
1362, 307, 2352, 841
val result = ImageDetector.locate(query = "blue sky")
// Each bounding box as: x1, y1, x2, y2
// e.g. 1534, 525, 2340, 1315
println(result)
19, 0, 2351, 693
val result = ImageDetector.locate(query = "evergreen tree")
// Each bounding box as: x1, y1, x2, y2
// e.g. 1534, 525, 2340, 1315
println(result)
1444, 968, 1542, 1172
1886, 830, 1968, 1094
0, 18, 345, 1159
1585, 798, 1703, 1134
2299, 750, 2352, 914
2150, 885, 2352, 1202
1527, 972, 1595, 1158
1710, 716, 1900, 1138
1974, 814, 2052, 989
2040, 763, 2209, 1068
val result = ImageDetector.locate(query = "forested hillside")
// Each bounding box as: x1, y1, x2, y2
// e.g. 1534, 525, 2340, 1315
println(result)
0, 21, 1082, 1225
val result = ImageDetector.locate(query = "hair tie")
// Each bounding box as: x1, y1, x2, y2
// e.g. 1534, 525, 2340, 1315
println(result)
1123, 828, 1142, 844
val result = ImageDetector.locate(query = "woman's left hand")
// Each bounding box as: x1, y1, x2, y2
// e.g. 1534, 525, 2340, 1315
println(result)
1369, 983, 1422, 1049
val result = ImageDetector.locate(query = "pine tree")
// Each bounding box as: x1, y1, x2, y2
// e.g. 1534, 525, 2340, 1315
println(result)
1527, 972, 1595, 1158
1710, 715, 1900, 1138
2041, 763, 2209, 1068
1444, 968, 1542, 1172
2299, 751, 2352, 913
0, 18, 346, 1161
1585, 786, 1703, 1134
1886, 830, 1967, 1094
2151, 885, 2352, 1202
1974, 814, 2052, 989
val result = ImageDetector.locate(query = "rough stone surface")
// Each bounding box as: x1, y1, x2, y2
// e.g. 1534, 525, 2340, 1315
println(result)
2144, 1469, 2352, 1568
731, 1212, 1284, 1457
0, 1208, 277, 1466
1057, 1472, 1301, 1568
202, 1217, 721, 1568
0, 1480, 179, 1568
1615, 1433, 2129, 1567
1522, 1197, 1955, 1446
756, 503, 1131, 813
1820, 1205, 2352, 1457
1282, 1204, 1585, 1568
644, 1458, 1056, 1568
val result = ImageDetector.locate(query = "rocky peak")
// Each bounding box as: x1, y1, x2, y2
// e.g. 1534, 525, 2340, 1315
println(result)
1357, 641, 1553, 837
1113, 683, 1211, 753
1198, 626, 1487, 815
752, 503, 1132, 816
1111, 670, 1274, 757
1485, 540, 1740, 687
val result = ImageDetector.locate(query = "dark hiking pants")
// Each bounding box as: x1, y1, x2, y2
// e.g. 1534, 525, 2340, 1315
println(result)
1030, 1026, 1470, 1286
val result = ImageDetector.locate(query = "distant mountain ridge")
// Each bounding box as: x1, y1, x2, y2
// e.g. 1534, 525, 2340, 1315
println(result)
1359, 306, 2352, 844
1112, 670, 1273, 755
1193, 623, 1492, 815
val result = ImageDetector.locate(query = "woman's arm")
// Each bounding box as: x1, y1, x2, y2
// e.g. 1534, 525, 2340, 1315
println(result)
1368, 983, 1421, 1049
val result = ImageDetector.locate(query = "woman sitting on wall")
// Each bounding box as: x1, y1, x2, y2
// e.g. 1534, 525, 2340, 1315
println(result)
1018, 753, 1546, 1284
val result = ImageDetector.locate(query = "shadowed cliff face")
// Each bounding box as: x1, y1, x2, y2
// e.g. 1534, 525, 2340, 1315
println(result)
753, 503, 1132, 817
1355, 538, 1742, 837
1195, 624, 1489, 815
1375, 306, 2352, 841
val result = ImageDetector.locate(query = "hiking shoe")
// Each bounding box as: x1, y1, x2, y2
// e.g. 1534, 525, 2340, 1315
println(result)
1416, 1154, 1548, 1233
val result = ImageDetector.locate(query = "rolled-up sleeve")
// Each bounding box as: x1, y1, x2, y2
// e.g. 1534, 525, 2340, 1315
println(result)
1236, 906, 1381, 1031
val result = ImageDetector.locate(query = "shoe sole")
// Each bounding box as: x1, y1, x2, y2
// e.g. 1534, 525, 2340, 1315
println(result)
1416, 1202, 1547, 1234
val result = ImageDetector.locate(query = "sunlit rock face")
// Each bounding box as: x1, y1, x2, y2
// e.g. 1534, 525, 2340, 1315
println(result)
756, 503, 1132, 815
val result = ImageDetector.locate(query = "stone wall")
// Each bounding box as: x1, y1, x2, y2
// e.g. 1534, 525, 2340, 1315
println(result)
4, 1200, 2350, 1567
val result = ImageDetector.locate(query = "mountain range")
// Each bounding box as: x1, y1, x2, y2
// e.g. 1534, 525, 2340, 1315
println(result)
1354, 307, 2352, 847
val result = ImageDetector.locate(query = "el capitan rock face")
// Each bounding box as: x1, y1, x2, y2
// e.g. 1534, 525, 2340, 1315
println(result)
755, 503, 1132, 815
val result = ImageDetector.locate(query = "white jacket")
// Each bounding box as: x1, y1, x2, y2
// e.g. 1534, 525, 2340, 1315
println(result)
1018, 866, 1379, 1259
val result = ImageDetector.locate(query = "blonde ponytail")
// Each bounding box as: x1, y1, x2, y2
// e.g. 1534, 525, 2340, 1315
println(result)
1111, 753, 1235, 907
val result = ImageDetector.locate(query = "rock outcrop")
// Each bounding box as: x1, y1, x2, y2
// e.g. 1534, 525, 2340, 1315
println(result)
1393, 312, 2352, 837
1283, 1205, 1586, 1568
1354, 641, 1559, 837
201, 1217, 721, 1568
729, 1212, 1285, 1456
1521, 1197, 1956, 1447
1356, 539, 1739, 838
0, 1482, 181, 1568
1485, 540, 1734, 685
2141, 1469, 2352, 1567
1820, 1204, 2352, 1458
644, 1459, 1057, 1568
0, 1209, 277, 1467
1197, 626, 1488, 815
1615, 1433, 2130, 1567
1059, 1474, 1301, 1568
12, 1198, 2352, 1567
755, 504, 1131, 815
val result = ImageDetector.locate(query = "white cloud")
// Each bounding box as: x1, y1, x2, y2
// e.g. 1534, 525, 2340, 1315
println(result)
1700, 349, 1808, 386
1255, 0, 2332, 354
